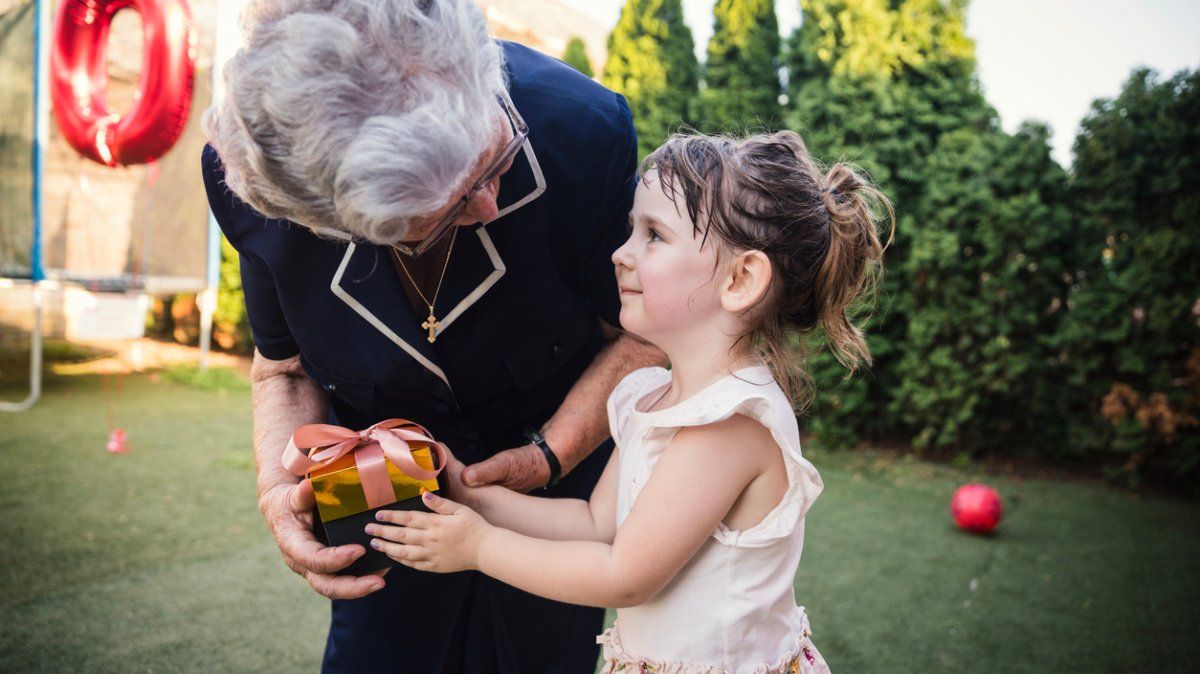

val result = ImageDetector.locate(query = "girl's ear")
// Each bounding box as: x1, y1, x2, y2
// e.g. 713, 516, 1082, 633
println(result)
720, 250, 773, 313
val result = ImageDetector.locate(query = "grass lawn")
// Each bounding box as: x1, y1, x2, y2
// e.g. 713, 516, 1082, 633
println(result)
1, 368, 1198, 673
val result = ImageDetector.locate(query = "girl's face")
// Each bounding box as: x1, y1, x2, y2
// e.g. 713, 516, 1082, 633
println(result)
611, 172, 726, 345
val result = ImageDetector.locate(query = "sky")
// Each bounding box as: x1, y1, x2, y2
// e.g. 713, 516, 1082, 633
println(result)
559, 0, 1200, 167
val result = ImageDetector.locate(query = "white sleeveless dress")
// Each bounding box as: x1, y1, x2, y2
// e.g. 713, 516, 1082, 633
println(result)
596, 365, 832, 674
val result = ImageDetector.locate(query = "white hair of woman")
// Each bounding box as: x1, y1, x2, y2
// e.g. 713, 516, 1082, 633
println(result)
202, 0, 507, 243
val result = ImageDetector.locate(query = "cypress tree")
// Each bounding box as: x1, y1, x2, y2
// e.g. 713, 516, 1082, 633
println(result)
603, 0, 700, 158
784, 0, 993, 448
561, 36, 593, 78
893, 123, 1076, 455
700, 0, 782, 130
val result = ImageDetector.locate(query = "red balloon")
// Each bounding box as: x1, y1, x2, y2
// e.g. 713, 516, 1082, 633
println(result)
50, 0, 195, 166
950, 483, 1003, 534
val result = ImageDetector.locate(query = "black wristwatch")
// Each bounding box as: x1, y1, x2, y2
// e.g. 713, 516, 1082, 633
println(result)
525, 427, 561, 489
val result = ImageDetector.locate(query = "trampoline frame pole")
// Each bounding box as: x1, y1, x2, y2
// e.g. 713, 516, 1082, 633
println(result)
30, 0, 45, 284
197, 213, 219, 372
199, 0, 243, 372
0, 283, 43, 413
1, 0, 49, 412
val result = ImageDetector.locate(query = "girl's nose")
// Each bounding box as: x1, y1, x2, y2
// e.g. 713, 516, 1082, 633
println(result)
612, 235, 635, 268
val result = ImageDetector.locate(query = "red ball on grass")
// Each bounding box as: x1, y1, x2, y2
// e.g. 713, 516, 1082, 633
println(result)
951, 483, 1003, 534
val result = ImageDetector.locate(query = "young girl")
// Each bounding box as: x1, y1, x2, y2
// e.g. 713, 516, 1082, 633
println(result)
366, 130, 892, 673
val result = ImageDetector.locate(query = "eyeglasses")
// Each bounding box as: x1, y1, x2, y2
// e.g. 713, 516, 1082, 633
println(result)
392, 91, 530, 257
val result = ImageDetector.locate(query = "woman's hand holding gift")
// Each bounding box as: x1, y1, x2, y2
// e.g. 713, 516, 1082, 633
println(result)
439, 445, 491, 511
460, 444, 555, 493
367, 492, 493, 573
440, 447, 469, 500
261, 479, 386, 597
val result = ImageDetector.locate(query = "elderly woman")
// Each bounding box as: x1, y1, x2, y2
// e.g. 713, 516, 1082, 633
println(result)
200, 1, 661, 672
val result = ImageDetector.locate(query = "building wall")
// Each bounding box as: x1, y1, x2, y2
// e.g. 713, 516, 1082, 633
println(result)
477, 0, 608, 76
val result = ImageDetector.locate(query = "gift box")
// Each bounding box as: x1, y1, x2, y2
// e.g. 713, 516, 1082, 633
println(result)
283, 419, 448, 576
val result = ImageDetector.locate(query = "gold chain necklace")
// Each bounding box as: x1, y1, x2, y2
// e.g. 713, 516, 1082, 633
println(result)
391, 227, 458, 343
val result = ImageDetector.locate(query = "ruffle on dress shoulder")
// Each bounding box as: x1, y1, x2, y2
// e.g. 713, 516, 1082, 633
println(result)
610, 366, 823, 547
648, 386, 823, 548
607, 366, 670, 445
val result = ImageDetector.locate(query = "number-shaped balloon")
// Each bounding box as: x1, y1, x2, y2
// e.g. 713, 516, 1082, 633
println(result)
50, 0, 195, 166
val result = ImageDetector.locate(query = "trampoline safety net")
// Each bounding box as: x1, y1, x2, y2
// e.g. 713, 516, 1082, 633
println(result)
0, 0, 35, 280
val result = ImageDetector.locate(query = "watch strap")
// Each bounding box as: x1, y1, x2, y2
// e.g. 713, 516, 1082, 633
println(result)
525, 427, 561, 489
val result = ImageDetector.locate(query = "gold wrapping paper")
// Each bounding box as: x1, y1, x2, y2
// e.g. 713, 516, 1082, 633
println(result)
310, 444, 439, 522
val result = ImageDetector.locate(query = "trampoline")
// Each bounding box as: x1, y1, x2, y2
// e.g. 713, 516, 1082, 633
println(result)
1, 0, 222, 412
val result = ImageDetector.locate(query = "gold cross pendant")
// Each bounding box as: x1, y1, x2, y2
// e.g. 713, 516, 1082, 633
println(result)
421, 307, 441, 343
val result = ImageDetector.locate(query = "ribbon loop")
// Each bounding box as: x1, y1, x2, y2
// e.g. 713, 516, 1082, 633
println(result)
281, 418, 446, 511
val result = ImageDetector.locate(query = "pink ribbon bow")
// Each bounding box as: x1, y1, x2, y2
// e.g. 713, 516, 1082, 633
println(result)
281, 419, 448, 511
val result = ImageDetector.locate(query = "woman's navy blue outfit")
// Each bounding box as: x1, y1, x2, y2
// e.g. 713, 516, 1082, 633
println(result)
202, 42, 637, 674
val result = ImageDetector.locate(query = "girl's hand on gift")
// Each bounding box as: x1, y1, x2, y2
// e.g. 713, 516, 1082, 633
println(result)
368, 492, 492, 573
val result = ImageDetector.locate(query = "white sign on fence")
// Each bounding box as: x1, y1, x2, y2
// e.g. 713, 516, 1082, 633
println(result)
64, 287, 148, 341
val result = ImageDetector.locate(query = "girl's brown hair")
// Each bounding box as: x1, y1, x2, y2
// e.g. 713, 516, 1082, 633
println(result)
642, 130, 894, 410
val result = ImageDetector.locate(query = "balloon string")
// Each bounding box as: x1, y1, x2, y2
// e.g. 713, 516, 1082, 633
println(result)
76, 168, 102, 293
132, 161, 157, 288
103, 371, 125, 431
104, 372, 113, 430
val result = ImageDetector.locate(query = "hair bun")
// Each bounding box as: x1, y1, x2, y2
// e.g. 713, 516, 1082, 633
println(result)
819, 163, 866, 209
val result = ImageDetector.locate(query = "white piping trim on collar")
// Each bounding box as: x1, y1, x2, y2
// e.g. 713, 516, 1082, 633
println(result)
435, 138, 543, 332
328, 138, 545, 385
438, 228, 506, 332
489, 139, 546, 222
329, 242, 451, 388
311, 227, 354, 242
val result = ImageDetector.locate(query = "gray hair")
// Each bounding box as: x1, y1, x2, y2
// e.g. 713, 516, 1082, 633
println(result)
202, 0, 506, 243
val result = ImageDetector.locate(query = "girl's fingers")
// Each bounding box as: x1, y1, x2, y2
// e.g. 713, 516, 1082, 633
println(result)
375, 509, 435, 529
422, 491, 463, 514
365, 524, 425, 546
374, 510, 411, 525
372, 538, 426, 562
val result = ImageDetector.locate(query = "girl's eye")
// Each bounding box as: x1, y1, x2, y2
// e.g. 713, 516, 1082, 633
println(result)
647, 228, 662, 242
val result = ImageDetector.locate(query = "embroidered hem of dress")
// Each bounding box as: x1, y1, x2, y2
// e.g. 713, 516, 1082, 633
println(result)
595, 623, 832, 674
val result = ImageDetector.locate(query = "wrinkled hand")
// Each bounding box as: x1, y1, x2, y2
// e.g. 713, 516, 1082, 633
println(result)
439, 446, 478, 506
260, 480, 387, 599
368, 492, 492, 573
460, 444, 551, 493
439, 443, 489, 510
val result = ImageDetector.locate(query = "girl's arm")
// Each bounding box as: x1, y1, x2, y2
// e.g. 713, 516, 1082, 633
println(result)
455, 446, 620, 543
371, 414, 772, 608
